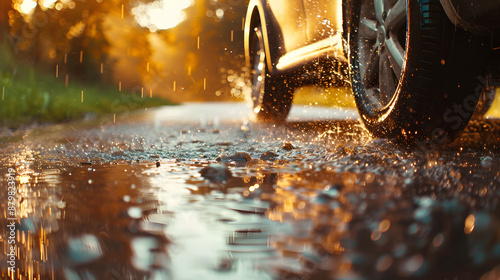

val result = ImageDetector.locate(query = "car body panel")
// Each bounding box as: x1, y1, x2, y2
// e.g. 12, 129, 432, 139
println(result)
304, 0, 343, 43
245, 0, 499, 80
276, 33, 346, 71
440, 0, 500, 86
440, 0, 500, 34
244, 0, 346, 76
244, 0, 307, 74
267, 0, 308, 52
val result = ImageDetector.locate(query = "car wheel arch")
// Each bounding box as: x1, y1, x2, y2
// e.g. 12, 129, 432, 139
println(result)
244, 0, 285, 76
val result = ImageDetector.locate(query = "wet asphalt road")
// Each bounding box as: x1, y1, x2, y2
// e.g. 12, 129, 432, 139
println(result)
1, 102, 500, 280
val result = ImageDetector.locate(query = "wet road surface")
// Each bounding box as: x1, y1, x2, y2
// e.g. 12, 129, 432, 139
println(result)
1, 102, 500, 280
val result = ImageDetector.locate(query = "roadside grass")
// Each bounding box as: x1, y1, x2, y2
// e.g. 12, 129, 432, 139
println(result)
0, 42, 173, 128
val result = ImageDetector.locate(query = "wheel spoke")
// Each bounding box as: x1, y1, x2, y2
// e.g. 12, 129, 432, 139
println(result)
365, 89, 383, 107
356, 0, 407, 109
360, 18, 378, 40
250, 28, 265, 108
362, 46, 380, 86
374, 0, 385, 23
385, 0, 406, 30
379, 49, 396, 102
385, 36, 404, 77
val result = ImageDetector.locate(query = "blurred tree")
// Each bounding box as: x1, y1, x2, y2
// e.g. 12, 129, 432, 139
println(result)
4, 0, 249, 101
7, 0, 153, 83
0, 1, 11, 39
198, 0, 248, 99
146, 0, 248, 101
102, 11, 153, 91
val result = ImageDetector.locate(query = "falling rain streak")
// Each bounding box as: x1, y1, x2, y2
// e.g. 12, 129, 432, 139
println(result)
2, 0, 500, 277
465, 214, 475, 234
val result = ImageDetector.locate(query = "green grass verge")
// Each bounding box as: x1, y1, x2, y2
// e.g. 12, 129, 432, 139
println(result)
0, 42, 173, 128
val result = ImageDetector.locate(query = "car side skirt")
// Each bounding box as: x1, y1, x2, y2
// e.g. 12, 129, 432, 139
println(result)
276, 33, 347, 71
439, 0, 499, 35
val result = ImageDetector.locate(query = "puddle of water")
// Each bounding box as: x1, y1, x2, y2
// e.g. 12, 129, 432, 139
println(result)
2, 147, 500, 280
1, 155, 169, 279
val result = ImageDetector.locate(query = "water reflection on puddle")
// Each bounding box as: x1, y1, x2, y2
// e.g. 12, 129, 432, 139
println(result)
2, 152, 500, 279
1, 155, 169, 279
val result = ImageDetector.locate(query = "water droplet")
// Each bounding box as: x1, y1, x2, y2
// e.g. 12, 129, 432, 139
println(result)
376, 255, 393, 272
371, 230, 382, 241
465, 214, 475, 234
402, 255, 425, 276
432, 233, 444, 247
393, 244, 407, 257
67, 234, 103, 265
379, 219, 390, 232
127, 207, 142, 219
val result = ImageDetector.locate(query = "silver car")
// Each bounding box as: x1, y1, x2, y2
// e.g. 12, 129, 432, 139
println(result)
244, 0, 500, 142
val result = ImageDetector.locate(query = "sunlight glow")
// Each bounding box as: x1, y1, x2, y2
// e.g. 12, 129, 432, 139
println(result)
132, 0, 194, 32
41, 0, 57, 10
18, 0, 37, 15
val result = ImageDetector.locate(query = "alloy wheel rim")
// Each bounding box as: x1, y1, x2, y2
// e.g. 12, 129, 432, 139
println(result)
251, 27, 266, 112
357, 0, 407, 109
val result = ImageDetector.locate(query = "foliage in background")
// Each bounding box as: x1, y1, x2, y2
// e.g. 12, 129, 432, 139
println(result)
6, 0, 155, 83
0, 40, 172, 128
1, 0, 249, 103
0, 0, 175, 127
116, 0, 249, 102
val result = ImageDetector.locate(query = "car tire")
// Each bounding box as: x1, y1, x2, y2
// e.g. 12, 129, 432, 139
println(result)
345, 0, 489, 142
248, 24, 294, 123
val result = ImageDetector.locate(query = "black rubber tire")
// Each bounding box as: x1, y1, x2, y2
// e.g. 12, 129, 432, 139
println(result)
248, 23, 294, 123
346, 0, 489, 142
